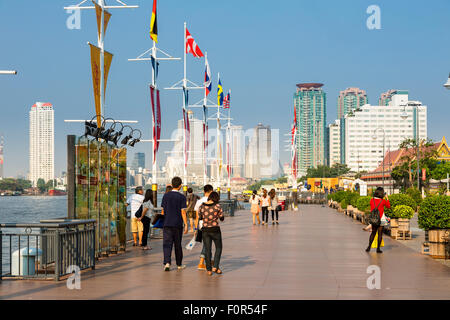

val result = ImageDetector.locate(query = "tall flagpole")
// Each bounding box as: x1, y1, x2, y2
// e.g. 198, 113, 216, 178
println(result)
182, 22, 188, 188
217, 73, 221, 192
64, 0, 139, 121
227, 90, 231, 197
203, 52, 208, 187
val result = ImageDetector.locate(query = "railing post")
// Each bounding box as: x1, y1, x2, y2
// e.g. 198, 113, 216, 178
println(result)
54, 230, 60, 281
92, 223, 96, 270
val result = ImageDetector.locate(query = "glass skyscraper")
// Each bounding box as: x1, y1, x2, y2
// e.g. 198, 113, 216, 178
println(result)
132, 152, 145, 170
294, 83, 326, 177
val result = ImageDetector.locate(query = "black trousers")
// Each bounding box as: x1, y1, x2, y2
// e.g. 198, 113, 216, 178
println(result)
202, 227, 223, 271
163, 226, 183, 266
261, 206, 269, 223
271, 209, 279, 221
141, 216, 151, 246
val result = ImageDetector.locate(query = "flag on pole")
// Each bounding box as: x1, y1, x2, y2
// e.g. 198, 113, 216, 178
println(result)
186, 28, 204, 58
217, 76, 223, 106
204, 57, 212, 96
93, 1, 112, 40
223, 90, 230, 108
150, 0, 158, 42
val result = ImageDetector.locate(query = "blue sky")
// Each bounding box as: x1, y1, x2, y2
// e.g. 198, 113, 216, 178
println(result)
0, 0, 449, 178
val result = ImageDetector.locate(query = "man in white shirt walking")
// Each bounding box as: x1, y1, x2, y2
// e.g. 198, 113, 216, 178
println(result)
126, 186, 145, 246
194, 184, 214, 270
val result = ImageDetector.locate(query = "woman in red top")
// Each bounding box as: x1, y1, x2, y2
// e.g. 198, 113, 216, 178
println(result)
366, 187, 391, 253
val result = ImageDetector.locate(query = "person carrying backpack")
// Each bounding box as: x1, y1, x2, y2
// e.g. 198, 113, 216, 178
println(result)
366, 187, 390, 253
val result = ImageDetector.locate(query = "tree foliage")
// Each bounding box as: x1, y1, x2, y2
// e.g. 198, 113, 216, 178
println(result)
0, 178, 32, 192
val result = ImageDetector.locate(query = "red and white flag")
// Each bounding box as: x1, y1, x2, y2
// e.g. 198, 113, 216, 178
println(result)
186, 28, 204, 58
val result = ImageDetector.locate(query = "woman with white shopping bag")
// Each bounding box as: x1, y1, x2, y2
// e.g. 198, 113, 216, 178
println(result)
366, 187, 391, 253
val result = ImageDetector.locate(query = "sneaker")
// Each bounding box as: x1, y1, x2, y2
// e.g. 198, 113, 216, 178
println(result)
177, 265, 186, 270
164, 263, 170, 271
197, 263, 206, 270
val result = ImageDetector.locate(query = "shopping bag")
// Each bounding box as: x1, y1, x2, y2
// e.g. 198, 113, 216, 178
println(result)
371, 232, 385, 248
185, 234, 197, 250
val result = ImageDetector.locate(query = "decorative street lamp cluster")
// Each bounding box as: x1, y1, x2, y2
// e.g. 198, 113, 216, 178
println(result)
84, 115, 142, 147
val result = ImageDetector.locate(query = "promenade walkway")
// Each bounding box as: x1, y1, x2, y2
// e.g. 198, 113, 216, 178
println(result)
1, 205, 449, 300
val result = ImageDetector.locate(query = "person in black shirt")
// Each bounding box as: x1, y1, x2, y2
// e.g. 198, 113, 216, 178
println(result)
161, 177, 188, 271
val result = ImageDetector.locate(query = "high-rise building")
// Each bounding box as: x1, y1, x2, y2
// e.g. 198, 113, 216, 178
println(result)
294, 83, 326, 177
244, 123, 272, 180
342, 91, 427, 172
0, 136, 4, 179
165, 110, 204, 183
229, 125, 244, 177
328, 120, 341, 166
378, 89, 401, 106
29, 102, 54, 186
337, 87, 368, 119
132, 152, 145, 170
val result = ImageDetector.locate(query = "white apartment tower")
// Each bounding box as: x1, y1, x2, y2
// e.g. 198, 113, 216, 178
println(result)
342, 91, 427, 172
29, 102, 54, 186
328, 120, 340, 166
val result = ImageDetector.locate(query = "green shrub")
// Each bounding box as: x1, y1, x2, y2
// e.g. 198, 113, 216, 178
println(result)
406, 187, 422, 206
345, 192, 360, 207
392, 205, 415, 219
341, 199, 348, 209
385, 193, 417, 217
418, 195, 450, 230
327, 194, 333, 200
333, 191, 346, 203
356, 196, 372, 213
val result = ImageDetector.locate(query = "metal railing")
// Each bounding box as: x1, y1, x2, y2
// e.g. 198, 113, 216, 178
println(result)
0, 220, 96, 281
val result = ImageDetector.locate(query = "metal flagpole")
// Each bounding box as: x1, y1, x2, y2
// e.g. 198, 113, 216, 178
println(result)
217, 73, 221, 193
165, 22, 204, 190
64, 0, 139, 121
203, 53, 208, 187
128, 36, 180, 206
226, 90, 231, 199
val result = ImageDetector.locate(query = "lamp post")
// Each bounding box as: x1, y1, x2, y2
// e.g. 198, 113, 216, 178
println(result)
401, 106, 420, 189
372, 128, 385, 189
0, 70, 17, 75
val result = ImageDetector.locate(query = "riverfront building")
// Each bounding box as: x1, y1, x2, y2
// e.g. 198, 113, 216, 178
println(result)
293, 83, 327, 177
244, 123, 272, 180
29, 102, 54, 187
342, 91, 427, 173
337, 87, 368, 119
328, 120, 341, 167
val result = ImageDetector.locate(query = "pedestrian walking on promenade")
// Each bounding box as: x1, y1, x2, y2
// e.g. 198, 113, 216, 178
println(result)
161, 177, 188, 271
198, 191, 224, 276
165, 185, 173, 193
250, 190, 261, 225
269, 189, 280, 225
260, 189, 270, 225
138, 189, 154, 250
194, 184, 214, 270
126, 186, 145, 247
366, 187, 391, 253
186, 187, 200, 233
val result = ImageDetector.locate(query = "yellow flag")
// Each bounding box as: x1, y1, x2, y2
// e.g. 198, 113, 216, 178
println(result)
103, 50, 113, 97
93, 1, 112, 39
89, 43, 101, 126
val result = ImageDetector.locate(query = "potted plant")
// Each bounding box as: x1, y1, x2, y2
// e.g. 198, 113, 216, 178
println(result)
392, 205, 415, 233
418, 195, 450, 258
385, 193, 417, 228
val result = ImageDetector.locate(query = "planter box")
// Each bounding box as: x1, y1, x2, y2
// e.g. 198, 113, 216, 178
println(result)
429, 229, 450, 243
429, 242, 449, 259
390, 218, 399, 228
398, 218, 410, 232
391, 227, 398, 238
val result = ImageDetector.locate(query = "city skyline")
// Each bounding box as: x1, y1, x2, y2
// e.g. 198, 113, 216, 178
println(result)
1, 0, 449, 178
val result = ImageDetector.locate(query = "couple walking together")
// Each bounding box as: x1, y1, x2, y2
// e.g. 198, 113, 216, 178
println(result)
161, 177, 224, 275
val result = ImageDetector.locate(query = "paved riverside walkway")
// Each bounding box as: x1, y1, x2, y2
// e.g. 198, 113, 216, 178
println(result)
1, 205, 449, 300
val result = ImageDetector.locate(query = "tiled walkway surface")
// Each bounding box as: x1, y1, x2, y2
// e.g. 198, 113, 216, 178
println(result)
1, 205, 449, 300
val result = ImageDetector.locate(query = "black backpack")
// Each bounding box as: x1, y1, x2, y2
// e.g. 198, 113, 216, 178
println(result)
368, 198, 382, 225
